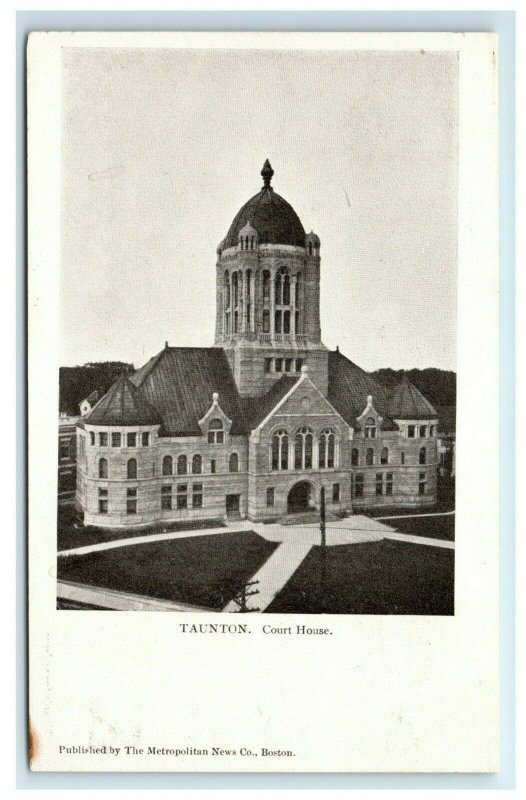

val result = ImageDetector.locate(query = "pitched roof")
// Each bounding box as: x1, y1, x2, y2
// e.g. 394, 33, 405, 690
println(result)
327, 349, 397, 430
83, 375, 161, 427
387, 376, 438, 420
129, 347, 248, 436
241, 375, 298, 430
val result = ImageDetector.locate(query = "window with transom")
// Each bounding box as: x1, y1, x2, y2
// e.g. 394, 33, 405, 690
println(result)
294, 427, 313, 470
319, 429, 336, 469
270, 430, 289, 471
207, 418, 224, 445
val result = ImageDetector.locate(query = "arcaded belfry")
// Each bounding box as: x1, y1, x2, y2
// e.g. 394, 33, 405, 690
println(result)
77, 161, 439, 527
215, 158, 325, 396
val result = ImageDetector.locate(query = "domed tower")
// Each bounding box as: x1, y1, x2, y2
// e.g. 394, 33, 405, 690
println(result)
215, 160, 327, 397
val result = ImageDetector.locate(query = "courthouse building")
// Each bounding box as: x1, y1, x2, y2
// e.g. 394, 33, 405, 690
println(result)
76, 161, 439, 527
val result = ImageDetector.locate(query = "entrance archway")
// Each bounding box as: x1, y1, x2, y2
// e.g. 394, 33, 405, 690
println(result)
287, 481, 316, 514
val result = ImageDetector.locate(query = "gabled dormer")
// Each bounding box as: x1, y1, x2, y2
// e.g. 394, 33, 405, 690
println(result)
356, 395, 384, 439
198, 392, 233, 444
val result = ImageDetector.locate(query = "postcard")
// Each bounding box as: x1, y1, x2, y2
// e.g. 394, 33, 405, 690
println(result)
28, 31, 499, 772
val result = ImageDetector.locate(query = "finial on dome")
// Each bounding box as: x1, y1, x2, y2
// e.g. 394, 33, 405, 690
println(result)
261, 159, 274, 189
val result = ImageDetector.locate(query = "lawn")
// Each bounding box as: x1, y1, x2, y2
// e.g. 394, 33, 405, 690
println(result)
57, 505, 226, 551
57, 531, 278, 610
267, 540, 454, 615
388, 513, 455, 541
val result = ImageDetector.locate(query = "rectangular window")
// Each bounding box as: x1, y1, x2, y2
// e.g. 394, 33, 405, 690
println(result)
90, 431, 95, 445
400, 452, 405, 465
142, 432, 150, 446
161, 485, 172, 510
192, 483, 203, 509
429, 425, 435, 437
264, 358, 272, 374
59, 440, 69, 460
375, 473, 383, 496
332, 483, 340, 503
386, 473, 393, 496
210, 459, 216, 474
266, 487, 275, 507
419, 425, 427, 438
126, 487, 137, 514
111, 432, 121, 447
177, 484, 188, 509
127, 432, 137, 448
285, 358, 293, 372
419, 472, 427, 496
98, 487, 108, 514
275, 358, 283, 373
99, 432, 108, 446
407, 425, 416, 438
295, 358, 303, 372
355, 474, 364, 498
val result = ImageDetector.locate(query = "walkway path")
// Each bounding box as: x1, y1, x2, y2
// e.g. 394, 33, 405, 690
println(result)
58, 514, 454, 612
57, 580, 210, 612
376, 510, 455, 521
223, 516, 389, 612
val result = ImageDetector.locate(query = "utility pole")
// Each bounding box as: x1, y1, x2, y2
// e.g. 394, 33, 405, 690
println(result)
320, 486, 326, 547
233, 579, 260, 612
320, 487, 327, 611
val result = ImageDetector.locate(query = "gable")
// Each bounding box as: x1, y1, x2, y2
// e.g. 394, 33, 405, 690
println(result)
253, 371, 351, 439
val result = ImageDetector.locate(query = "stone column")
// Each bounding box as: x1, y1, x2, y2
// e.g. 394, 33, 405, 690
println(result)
250, 269, 256, 332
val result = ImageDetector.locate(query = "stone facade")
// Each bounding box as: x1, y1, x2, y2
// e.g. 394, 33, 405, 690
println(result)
76, 161, 439, 528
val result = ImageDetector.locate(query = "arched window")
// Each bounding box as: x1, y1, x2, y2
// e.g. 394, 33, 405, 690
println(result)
275, 272, 282, 304
309, 242, 313, 256
246, 270, 252, 327
381, 447, 389, 465
229, 452, 239, 473
232, 272, 238, 307
366, 448, 374, 466
162, 455, 172, 476
127, 458, 137, 479
224, 271, 230, 308
283, 273, 290, 305
192, 454, 202, 474
275, 310, 282, 333
319, 429, 336, 468
270, 430, 289, 471
364, 417, 377, 439
295, 427, 314, 470
177, 454, 187, 475
351, 447, 359, 466
98, 457, 108, 479
208, 418, 224, 444
262, 270, 270, 300
419, 447, 427, 465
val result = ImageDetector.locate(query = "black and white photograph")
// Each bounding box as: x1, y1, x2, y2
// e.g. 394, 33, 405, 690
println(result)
27, 29, 501, 775
56, 46, 457, 615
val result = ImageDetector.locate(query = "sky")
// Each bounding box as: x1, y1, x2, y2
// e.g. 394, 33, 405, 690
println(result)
61, 47, 457, 372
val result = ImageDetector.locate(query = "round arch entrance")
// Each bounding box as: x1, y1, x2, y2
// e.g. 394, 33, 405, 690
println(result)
287, 481, 317, 514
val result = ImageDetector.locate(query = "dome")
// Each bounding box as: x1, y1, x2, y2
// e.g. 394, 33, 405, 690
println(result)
224, 160, 306, 249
